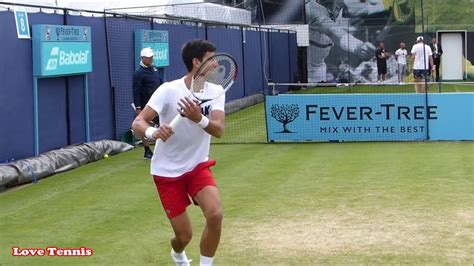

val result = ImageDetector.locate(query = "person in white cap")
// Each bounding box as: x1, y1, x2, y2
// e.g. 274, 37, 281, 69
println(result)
133, 47, 163, 159
410, 36, 434, 93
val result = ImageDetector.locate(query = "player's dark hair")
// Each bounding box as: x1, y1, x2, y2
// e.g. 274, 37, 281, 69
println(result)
182, 39, 216, 72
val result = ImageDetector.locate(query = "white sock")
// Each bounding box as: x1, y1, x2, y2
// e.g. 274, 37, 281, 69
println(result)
171, 249, 188, 261
200, 255, 213, 266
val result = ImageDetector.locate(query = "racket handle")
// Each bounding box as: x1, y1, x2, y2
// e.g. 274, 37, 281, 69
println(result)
155, 114, 183, 143
168, 114, 183, 130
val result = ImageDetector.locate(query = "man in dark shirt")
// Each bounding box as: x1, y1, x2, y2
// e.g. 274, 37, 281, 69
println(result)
133, 47, 163, 159
376, 42, 388, 83
431, 37, 443, 82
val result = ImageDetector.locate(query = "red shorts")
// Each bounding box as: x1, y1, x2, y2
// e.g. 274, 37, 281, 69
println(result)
153, 160, 217, 218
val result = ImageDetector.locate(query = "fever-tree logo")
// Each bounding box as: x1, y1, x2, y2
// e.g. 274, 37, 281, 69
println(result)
271, 104, 300, 133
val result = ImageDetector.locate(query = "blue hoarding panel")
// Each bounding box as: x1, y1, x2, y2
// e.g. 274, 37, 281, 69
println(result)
428, 94, 474, 140
32, 24, 92, 77
134, 29, 169, 67
266, 93, 474, 142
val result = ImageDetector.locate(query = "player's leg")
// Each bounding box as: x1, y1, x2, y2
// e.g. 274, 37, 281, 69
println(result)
377, 66, 381, 82
169, 212, 193, 253
435, 58, 441, 81
382, 63, 387, 81
401, 64, 406, 83
169, 212, 194, 265
194, 186, 222, 264
194, 186, 222, 255
187, 160, 222, 265
153, 175, 193, 265
421, 71, 427, 93
413, 70, 420, 93
398, 63, 401, 83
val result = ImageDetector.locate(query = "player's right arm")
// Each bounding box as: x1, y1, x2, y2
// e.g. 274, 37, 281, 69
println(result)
132, 84, 173, 142
132, 106, 173, 142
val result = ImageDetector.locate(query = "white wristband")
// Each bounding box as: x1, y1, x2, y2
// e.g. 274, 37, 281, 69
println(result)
197, 115, 209, 129
145, 127, 158, 140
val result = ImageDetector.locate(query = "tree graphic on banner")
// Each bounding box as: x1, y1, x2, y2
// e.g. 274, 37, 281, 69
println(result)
271, 104, 300, 133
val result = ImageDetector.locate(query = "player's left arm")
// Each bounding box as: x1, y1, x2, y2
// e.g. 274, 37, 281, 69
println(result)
204, 110, 225, 138
178, 97, 225, 138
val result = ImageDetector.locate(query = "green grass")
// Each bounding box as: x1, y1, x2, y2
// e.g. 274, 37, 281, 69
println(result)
212, 103, 267, 144
1, 142, 473, 265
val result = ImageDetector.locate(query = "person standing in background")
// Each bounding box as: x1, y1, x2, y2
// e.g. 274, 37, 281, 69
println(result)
411, 36, 434, 93
431, 37, 443, 82
133, 47, 163, 159
376, 42, 389, 83
395, 42, 408, 84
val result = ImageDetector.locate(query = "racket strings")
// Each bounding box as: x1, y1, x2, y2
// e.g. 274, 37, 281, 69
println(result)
193, 56, 236, 98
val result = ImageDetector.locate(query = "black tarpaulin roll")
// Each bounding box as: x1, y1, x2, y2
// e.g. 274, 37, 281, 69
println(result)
0, 140, 133, 190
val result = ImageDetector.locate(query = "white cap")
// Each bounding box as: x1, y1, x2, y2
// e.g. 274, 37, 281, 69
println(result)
416, 36, 424, 42
140, 47, 154, 57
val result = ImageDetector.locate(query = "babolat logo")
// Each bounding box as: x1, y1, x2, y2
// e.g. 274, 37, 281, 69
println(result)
45, 47, 90, 70
45, 47, 59, 70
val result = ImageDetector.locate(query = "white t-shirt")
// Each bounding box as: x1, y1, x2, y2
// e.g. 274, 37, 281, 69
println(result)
147, 77, 225, 178
395, 48, 407, 65
411, 43, 432, 70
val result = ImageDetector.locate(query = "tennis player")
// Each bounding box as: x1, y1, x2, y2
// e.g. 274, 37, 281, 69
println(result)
132, 39, 225, 266
411, 36, 434, 93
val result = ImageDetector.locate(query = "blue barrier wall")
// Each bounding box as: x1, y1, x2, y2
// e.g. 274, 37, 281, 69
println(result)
106, 17, 151, 140
260, 30, 271, 93
266, 93, 474, 142
66, 15, 114, 143
243, 30, 265, 96
428, 94, 474, 140
0, 12, 67, 159
0, 11, 115, 161
0, 9, 297, 161
288, 32, 298, 84
269, 31, 290, 93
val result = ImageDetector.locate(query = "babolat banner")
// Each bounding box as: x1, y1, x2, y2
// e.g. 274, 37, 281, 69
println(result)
32, 25, 92, 77
266, 93, 474, 142
134, 30, 169, 68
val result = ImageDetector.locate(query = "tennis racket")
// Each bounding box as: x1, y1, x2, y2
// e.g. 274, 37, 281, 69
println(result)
168, 53, 238, 131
